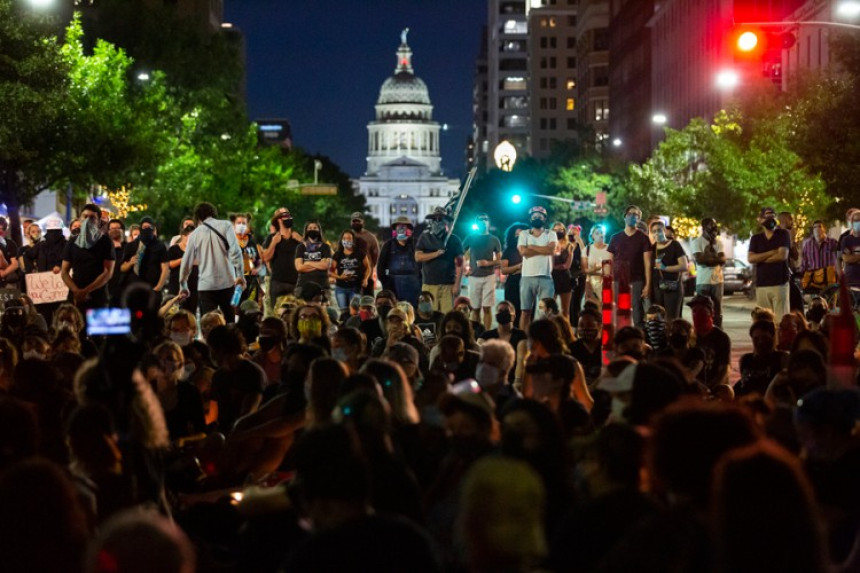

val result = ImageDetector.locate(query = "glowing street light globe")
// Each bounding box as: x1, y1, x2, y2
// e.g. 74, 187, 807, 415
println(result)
716, 69, 740, 90
737, 31, 759, 52
494, 140, 517, 172
29, 0, 54, 8
652, 113, 667, 125
511, 194, 522, 205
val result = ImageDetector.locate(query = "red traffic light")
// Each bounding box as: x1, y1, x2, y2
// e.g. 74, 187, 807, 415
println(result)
737, 31, 759, 52
732, 27, 796, 59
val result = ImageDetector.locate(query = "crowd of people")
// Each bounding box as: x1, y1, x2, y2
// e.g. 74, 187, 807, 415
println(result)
0, 200, 858, 572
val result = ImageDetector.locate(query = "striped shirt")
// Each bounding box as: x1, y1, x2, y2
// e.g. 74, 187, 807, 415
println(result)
800, 236, 838, 273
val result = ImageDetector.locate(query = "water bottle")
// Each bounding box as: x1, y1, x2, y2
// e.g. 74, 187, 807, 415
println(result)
231, 284, 243, 306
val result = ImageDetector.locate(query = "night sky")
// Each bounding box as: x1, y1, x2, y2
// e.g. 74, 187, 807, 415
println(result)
224, 0, 488, 180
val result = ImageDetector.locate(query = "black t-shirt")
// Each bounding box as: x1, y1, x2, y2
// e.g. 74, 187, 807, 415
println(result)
167, 244, 198, 294
295, 241, 332, 289
501, 244, 522, 272
333, 249, 366, 289
124, 238, 168, 289
569, 339, 603, 384
737, 350, 788, 397
749, 229, 791, 287
653, 240, 687, 281
62, 235, 115, 289
211, 359, 265, 432
608, 230, 651, 281
0, 238, 19, 284
263, 232, 300, 284
694, 327, 731, 387
416, 232, 464, 285
415, 310, 445, 346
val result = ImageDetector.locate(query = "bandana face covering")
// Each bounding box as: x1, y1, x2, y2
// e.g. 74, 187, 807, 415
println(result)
75, 217, 103, 249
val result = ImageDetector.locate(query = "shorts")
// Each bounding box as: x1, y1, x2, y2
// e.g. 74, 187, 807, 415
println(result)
468, 274, 496, 308
520, 275, 555, 314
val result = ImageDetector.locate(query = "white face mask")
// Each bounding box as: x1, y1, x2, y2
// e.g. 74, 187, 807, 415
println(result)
331, 347, 349, 363
23, 350, 46, 361
235, 223, 248, 235
170, 331, 193, 347
475, 362, 499, 388
179, 363, 196, 382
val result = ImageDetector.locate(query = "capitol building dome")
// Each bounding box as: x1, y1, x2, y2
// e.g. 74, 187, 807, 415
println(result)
355, 29, 460, 229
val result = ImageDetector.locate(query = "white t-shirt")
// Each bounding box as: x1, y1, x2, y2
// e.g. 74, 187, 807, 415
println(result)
518, 229, 556, 277
586, 243, 612, 293
690, 235, 724, 285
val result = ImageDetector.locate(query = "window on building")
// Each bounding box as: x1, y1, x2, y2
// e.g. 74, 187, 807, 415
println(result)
567, 15, 577, 25
540, 77, 547, 89
549, 118, 557, 130
566, 98, 575, 111
549, 17, 557, 27
539, 97, 547, 110
593, 66, 609, 87
540, 37, 548, 48
540, 118, 547, 129
550, 57, 556, 68
540, 138, 548, 151
550, 98, 558, 110
567, 37, 576, 49
540, 57, 547, 69
566, 78, 576, 90
549, 77, 557, 89
549, 37, 557, 48
503, 76, 527, 90
567, 118, 577, 130
567, 57, 576, 68
540, 17, 547, 27
593, 28, 610, 51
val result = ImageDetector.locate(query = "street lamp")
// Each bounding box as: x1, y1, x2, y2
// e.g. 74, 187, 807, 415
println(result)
837, 1, 860, 18
716, 69, 740, 90
612, 138, 622, 147
28, 0, 54, 8
494, 140, 517, 172
137, 72, 151, 82
652, 113, 667, 125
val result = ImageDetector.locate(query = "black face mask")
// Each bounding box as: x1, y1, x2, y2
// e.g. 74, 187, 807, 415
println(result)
183, 225, 195, 234
579, 329, 599, 342
556, 231, 565, 240
305, 230, 321, 241
71, 228, 81, 237
377, 304, 392, 319
140, 228, 156, 244
763, 218, 777, 231
530, 218, 545, 229
280, 216, 293, 228
45, 229, 64, 244
669, 333, 688, 348
351, 222, 364, 233
496, 310, 512, 325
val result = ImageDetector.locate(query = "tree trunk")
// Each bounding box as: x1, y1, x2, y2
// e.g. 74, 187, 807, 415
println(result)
4, 171, 23, 249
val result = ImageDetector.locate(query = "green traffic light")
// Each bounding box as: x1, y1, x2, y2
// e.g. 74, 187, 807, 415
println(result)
511, 194, 522, 204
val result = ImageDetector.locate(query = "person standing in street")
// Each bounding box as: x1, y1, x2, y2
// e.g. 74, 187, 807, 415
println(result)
350, 212, 380, 296
261, 207, 303, 313
650, 219, 687, 321
691, 217, 726, 327
377, 215, 421, 307
501, 222, 528, 323
179, 202, 244, 321
838, 209, 860, 306
61, 204, 116, 311
0, 216, 20, 290
415, 207, 464, 314
330, 229, 370, 310
607, 205, 652, 328
799, 219, 838, 294
748, 207, 791, 320
517, 205, 556, 331
123, 216, 169, 295
778, 211, 804, 313
464, 213, 502, 332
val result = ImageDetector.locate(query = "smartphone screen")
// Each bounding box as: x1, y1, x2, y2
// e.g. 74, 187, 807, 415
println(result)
86, 308, 131, 336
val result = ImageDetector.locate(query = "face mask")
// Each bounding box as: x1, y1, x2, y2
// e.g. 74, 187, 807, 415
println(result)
430, 220, 447, 236
298, 316, 322, 339
655, 230, 666, 242
535, 309, 546, 320
610, 397, 627, 422
592, 232, 604, 243
351, 222, 364, 233
235, 223, 248, 235
579, 328, 599, 342
332, 347, 349, 363
763, 218, 777, 231
140, 227, 155, 244
530, 217, 544, 229
475, 363, 499, 388
853, 222, 860, 233
396, 230, 408, 241
359, 309, 373, 321
418, 301, 433, 314
183, 225, 195, 234
170, 331, 193, 347
556, 230, 565, 240
30, 232, 42, 242
70, 228, 81, 237
342, 240, 353, 249
625, 215, 639, 227
305, 230, 321, 241
377, 304, 392, 319
179, 363, 196, 382
495, 310, 513, 325
669, 332, 688, 348
281, 217, 293, 228
693, 313, 714, 333
23, 350, 46, 361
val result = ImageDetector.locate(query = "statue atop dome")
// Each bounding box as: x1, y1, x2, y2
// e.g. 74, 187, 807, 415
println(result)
401, 27, 409, 46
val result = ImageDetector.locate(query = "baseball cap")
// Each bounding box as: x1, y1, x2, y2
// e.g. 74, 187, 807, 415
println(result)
238, 299, 261, 315
386, 307, 408, 322
529, 206, 548, 217
426, 206, 451, 221
686, 294, 715, 312
384, 342, 419, 367
454, 296, 473, 310
759, 207, 776, 218
359, 295, 376, 307
350, 212, 365, 222
525, 354, 577, 382
349, 295, 362, 309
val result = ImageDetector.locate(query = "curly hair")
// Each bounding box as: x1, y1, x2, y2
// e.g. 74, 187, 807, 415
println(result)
289, 303, 331, 341
440, 310, 477, 350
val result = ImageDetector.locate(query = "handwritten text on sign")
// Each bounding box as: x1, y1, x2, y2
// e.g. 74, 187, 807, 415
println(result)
25, 272, 69, 304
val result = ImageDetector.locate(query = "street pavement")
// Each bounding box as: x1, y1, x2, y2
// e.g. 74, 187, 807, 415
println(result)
719, 294, 756, 384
